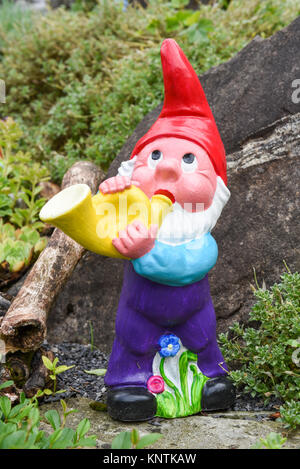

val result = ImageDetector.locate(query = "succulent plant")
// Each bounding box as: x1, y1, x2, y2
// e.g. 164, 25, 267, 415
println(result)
0, 220, 47, 287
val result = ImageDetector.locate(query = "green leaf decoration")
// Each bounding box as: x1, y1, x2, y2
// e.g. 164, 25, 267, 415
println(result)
155, 347, 209, 418
190, 364, 208, 414
179, 351, 190, 407
156, 391, 177, 419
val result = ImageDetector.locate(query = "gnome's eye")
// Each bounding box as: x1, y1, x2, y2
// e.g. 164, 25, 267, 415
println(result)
148, 150, 163, 169
151, 150, 162, 160
181, 153, 198, 173
182, 153, 195, 164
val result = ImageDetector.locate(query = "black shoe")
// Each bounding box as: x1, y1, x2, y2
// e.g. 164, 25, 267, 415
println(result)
201, 376, 235, 411
107, 386, 157, 422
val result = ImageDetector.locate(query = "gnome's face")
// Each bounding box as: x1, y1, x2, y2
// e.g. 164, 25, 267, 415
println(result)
131, 137, 217, 213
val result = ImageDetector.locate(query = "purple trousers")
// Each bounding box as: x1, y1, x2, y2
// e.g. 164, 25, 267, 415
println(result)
104, 262, 227, 388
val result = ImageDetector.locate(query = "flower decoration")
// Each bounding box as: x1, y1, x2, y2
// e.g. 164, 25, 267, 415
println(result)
147, 375, 165, 394
158, 334, 180, 358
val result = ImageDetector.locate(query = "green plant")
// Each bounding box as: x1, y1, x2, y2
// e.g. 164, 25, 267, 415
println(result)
0, 117, 49, 284
89, 320, 94, 352
279, 400, 300, 431
0, 221, 47, 285
41, 356, 74, 394
84, 369, 106, 376
0, 383, 97, 449
111, 428, 162, 449
43, 399, 97, 449
0, 380, 14, 391
1, 0, 298, 182
71, 0, 99, 13
219, 271, 300, 430
252, 432, 287, 449
0, 118, 49, 229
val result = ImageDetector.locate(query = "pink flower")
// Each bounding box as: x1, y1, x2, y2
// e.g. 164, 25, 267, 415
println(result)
147, 375, 164, 394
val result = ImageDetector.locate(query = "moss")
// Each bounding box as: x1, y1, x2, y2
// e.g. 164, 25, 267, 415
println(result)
89, 401, 107, 412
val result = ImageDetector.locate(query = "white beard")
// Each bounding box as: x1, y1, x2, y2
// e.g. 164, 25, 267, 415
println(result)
118, 158, 230, 246
157, 177, 230, 245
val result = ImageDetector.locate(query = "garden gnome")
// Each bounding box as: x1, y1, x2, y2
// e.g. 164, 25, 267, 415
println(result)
101, 39, 235, 421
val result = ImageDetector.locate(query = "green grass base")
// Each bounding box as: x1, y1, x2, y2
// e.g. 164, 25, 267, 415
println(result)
155, 350, 209, 419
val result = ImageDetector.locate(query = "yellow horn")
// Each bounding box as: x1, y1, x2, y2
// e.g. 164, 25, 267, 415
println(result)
39, 184, 172, 259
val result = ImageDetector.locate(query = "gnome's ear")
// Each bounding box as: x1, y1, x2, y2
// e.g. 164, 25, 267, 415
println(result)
160, 39, 212, 120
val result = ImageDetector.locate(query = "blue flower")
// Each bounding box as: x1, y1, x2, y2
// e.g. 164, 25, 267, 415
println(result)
158, 334, 180, 358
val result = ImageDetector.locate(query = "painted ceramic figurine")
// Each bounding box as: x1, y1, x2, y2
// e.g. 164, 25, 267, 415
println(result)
40, 39, 235, 421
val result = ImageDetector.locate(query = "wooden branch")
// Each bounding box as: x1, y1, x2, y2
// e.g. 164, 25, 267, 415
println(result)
0, 161, 104, 352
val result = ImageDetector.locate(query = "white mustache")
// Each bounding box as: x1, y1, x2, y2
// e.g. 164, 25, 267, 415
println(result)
157, 177, 230, 245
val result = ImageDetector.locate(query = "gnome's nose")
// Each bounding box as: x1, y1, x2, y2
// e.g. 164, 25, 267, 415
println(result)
155, 159, 181, 183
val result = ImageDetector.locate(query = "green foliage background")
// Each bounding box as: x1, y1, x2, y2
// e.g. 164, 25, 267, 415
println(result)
219, 271, 300, 430
0, 0, 299, 182
0, 118, 49, 280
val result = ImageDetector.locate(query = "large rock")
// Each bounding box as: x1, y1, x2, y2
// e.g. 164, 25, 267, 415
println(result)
210, 113, 300, 331
47, 255, 124, 353
45, 19, 300, 352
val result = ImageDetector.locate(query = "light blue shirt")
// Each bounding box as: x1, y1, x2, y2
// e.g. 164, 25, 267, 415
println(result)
132, 233, 218, 287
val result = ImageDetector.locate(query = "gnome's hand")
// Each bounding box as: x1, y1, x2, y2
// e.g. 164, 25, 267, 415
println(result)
99, 176, 139, 194
112, 220, 158, 259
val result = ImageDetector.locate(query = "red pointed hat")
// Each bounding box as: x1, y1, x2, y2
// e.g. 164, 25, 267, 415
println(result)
130, 39, 227, 185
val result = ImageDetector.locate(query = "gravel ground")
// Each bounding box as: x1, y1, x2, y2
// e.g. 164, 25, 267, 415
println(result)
44, 342, 283, 413
44, 342, 109, 404
232, 393, 282, 412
